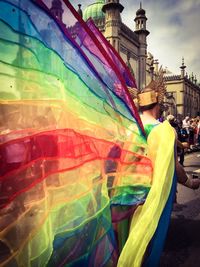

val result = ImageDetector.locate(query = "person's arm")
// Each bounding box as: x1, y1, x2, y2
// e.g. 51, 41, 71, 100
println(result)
177, 139, 184, 149
175, 138, 200, 189
197, 125, 200, 137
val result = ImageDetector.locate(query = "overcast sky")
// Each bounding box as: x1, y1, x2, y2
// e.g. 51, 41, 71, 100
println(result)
44, 0, 200, 83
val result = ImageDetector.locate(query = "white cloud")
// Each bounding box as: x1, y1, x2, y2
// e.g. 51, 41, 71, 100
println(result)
121, 0, 200, 82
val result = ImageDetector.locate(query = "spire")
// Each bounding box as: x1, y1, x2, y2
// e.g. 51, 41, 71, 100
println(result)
134, 3, 149, 89
180, 57, 186, 78
102, 0, 124, 52
191, 72, 194, 82
136, 2, 145, 16
149, 63, 154, 81
180, 57, 186, 69
194, 75, 197, 84
154, 59, 159, 74
77, 4, 83, 18
134, 3, 149, 33
102, 0, 124, 14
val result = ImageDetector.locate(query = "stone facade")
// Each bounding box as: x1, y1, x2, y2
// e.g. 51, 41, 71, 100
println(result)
165, 73, 200, 118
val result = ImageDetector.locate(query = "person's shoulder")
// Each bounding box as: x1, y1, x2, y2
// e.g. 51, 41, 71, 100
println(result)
149, 120, 174, 135
140, 115, 158, 126
147, 120, 176, 148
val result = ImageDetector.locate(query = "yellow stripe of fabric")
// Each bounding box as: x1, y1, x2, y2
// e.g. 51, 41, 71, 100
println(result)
117, 121, 175, 267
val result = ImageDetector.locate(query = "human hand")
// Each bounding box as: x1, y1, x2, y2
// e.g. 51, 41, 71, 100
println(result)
184, 176, 200, 189
182, 142, 189, 149
191, 178, 200, 190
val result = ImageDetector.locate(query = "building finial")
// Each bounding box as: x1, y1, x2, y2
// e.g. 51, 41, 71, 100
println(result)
77, 4, 83, 18
180, 56, 186, 70
194, 75, 197, 84
191, 72, 194, 82
182, 57, 184, 66
140, 2, 142, 9
180, 57, 186, 78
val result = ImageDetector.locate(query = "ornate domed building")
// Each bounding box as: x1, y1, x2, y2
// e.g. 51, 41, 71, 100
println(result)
48, 0, 154, 90
83, 0, 105, 32
83, 0, 105, 21
49, 0, 200, 117
80, 1, 200, 117
81, 0, 151, 90
164, 58, 200, 117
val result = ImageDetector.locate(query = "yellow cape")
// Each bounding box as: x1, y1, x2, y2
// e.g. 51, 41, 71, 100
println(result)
117, 121, 175, 267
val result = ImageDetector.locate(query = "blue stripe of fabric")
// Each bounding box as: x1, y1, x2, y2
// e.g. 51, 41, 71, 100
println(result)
143, 172, 177, 267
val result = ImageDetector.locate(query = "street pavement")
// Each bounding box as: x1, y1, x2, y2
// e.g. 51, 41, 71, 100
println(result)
160, 151, 200, 267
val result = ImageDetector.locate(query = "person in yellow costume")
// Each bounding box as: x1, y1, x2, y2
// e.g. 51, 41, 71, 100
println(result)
118, 69, 200, 267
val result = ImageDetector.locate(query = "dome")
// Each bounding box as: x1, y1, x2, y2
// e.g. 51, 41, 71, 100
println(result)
83, 0, 105, 21
136, 8, 146, 16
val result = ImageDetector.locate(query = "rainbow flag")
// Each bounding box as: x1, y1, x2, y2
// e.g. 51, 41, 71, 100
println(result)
0, 0, 153, 266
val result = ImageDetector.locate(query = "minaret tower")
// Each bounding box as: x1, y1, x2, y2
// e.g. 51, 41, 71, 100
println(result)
180, 57, 186, 78
134, 3, 149, 90
77, 4, 83, 18
102, 0, 124, 53
50, 0, 64, 21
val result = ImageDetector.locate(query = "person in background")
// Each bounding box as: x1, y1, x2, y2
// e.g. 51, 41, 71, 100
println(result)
182, 116, 190, 135
166, 115, 189, 166
197, 119, 200, 145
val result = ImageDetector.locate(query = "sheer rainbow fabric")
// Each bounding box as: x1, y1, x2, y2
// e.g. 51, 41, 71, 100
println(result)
0, 1, 174, 267
85, 18, 137, 89
0, 0, 152, 266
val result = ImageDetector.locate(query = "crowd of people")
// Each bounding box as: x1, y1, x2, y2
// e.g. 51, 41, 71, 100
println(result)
166, 114, 200, 166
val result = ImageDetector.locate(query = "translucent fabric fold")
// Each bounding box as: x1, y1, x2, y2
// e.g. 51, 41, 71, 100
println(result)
85, 19, 137, 89
0, 1, 173, 267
